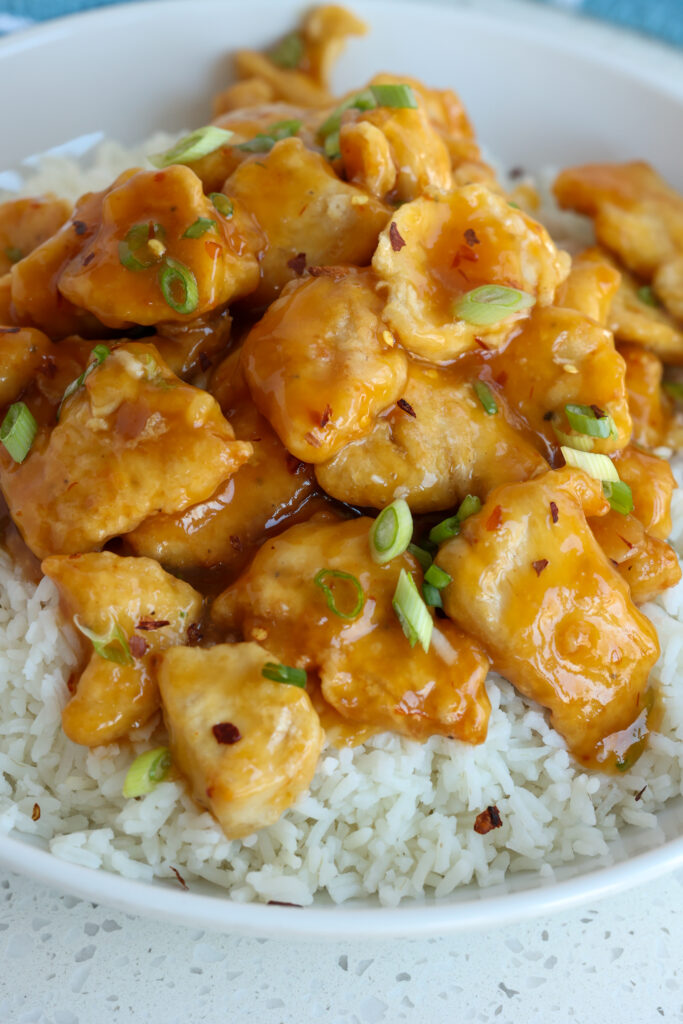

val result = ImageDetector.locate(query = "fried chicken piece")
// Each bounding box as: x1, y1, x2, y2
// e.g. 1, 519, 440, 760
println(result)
0, 195, 71, 275
612, 444, 677, 540
0, 327, 52, 407
619, 343, 682, 449
589, 510, 680, 605
554, 247, 620, 326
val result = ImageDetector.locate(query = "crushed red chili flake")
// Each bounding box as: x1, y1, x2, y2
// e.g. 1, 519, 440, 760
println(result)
307, 265, 337, 278
66, 672, 78, 695
72, 220, 88, 236
304, 431, 322, 448
397, 397, 417, 418
129, 634, 148, 658
212, 721, 242, 744
494, 370, 508, 387
389, 222, 406, 251
464, 228, 480, 246
550, 501, 559, 524
286, 453, 305, 475
532, 558, 549, 576
229, 534, 243, 552
617, 534, 634, 550
32, 803, 40, 822
486, 505, 503, 531
320, 404, 333, 428
81, 251, 95, 267
451, 243, 478, 268
590, 404, 607, 419
170, 866, 188, 890
474, 805, 502, 834
199, 351, 212, 373
635, 785, 647, 802
474, 337, 489, 350
287, 252, 307, 275
1, 327, 20, 335
136, 619, 170, 631
187, 622, 202, 646
39, 356, 57, 378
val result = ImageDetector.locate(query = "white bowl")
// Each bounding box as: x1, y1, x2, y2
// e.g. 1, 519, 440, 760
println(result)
1, 0, 683, 938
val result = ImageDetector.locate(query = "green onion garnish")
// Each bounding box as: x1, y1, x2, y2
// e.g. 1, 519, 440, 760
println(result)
158, 258, 199, 315
122, 747, 172, 798
56, 344, 110, 421
314, 568, 365, 621
4, 245, 22, 264
318, 89, 377, 141
664, 381, 683, 402
424, 564, 451, 589
408, 543, 433, 572
118, 222, 166, 272
473, 380, 498, 415
392, 568, 433, 652
209, 193, 234, 217
602, 480, 634, 516
183, 217, 216, 238
369, 84, 418, 109
637, 284, 660, 308
0, 402, 37, 463
237, 119, 302, 153
552, 424, 595, 452
369, 499, 413, 564
261, 663, 307, 688
149, 126, 234, 168
74, 615, 133, 666
324, 131, 341, 161
428, 516, 460, 546
454, 285, 535, 326
422, 582, 443, 608
457, 494, 482, 521
560, 446, 620, 482
564, 403, 615, 439
268, 31, 304, 69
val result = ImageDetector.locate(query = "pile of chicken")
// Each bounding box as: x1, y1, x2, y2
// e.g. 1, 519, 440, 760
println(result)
2, 5, 683, 841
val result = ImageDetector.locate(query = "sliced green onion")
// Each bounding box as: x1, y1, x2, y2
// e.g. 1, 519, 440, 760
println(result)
122, 747, 172, 798
268, 31, 304, 69
552, 424, 595, 452
314, 568, 365, 621
422, 582, 443, 608
508, 201, 520, 209
0, 402, 37, 463
408, 543, 433, 572
565, 403, 615, 439
149, 126, 234, 168
473, 380, 498, 415
209, 193, 234, 217
56, 344, 110, 420
237, 119, 302, 153
392, 568, 433, 653
324, 130, 341, 160
4, 245, 22, 264
454, 285, 535, 326
74, 615, 133, 666
318, 89, 377, 141
369, 499, 413, 564
424, 564, 451, 589
261, 662, 307, 688
369, 84, 418, 109
118, 222, 166, 271
560, 446, 619, 483
183, 217, 216, 238
663, 380, 683, 402
428, 516, 460, 546
158, 258, 199, 315
637, 284, 659, 308
457, 494, 482, 521
602, 480, 634, 515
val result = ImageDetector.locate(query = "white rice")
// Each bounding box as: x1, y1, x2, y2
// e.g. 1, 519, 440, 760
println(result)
1, 142, 683, 907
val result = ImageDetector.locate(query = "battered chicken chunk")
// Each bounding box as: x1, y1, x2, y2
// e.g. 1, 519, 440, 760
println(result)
1, 343, 252, 557
437, 468, 660, 767
619, 344, 682, 449
612, 445, 677, 540
316, 358, 547, 512
213, 516, 491, 742
554, 247, 620, 326
589, 510, 680, 605
42, 551, 202, 746
222, 137, 389, 305
241, 269, 407, 462
158, 643, 324, 838
0, 327, 52, 407
372, 184, 570, 363
0, 195, 71, 275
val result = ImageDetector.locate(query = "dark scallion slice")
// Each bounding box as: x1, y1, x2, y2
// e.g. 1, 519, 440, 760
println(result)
602, 480, 634, 515
455, 285, 535, 326
314, 568, 364, 621
237, 119, 302, 153
392, 568, 433, 652
457, 494, 482, 522
209, 193, 234, 218
473, 380, 498, 415
4, 245, 22, 264
261, 662, 307, 688
149, 126, 234, 168
74, 615, 133, 666
408, 543, 433, 572
158, 258, 199, 315
183, 217, 216, 239
637, 284, 660, 308
369, 83, 418, 109
369, 499, 413, 564
56, 344, 110, 421
324, 131, 341, 160
424, 564, 451, 589
428, 516, 460, 547
564, 403, 615, 439
422, 582, 443, 608
118, 222, 166, 272
0, 402, 37, 463
122, 747, 172, 798
269, 31, 304, 69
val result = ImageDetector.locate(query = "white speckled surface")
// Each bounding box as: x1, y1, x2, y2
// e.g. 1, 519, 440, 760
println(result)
1, 868, 682, 1022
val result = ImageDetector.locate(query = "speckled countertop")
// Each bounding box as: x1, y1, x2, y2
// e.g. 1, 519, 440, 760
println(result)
1, 868, 682, 1022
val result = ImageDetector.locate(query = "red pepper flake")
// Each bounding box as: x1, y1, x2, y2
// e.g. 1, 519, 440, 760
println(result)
212, 722, 241, 745
532, 558, 549, 576
486, 505, 503, 531
494, 370, 508, 387
170, 866, 188, 890
32, 803, 40, 822
136, 619, 170, 631
66, 672, 78, 695
617, 534, 634, 550
473, 805, 503, 834
154, 172, 166, 183
82, 251, 95, 267
286, 454, 305, 475
204, 240, 221, 260
72, 220, 88, 236
287, 252, 306, 275
474, 336, 489, 350
304, 431, 322, 448
1, 327, 20, 334
307, 265, 337, 278
590, 404, 607, 419
199, 351, 212, 373
389, 222, 406, 251
187, 622, 202, 646
397, 397, 417, 418
229, 534, 243, 552
464, 228, 480, 246
320, 404, 332, 428
129, 634, 148, 658
451, 243, 478, 268
550, 501, 559, 524
38, 356, 57, 378
635, 785, 647, 802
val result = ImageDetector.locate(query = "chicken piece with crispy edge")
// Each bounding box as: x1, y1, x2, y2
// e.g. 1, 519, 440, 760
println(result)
437, 467, 660, 769
372, 184, 570, 364
315, 357, 547, 513
43, 551, 202, 747
241, 268, 407, 463
588, 510, 681, 605
212, 516, 491, 743
158, 643, 324, 839
0, 195, 72, 276
0, 343, 252, 558
619, 343, 683, 449
554, 247, 621, 327
0, 327, 52, 408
